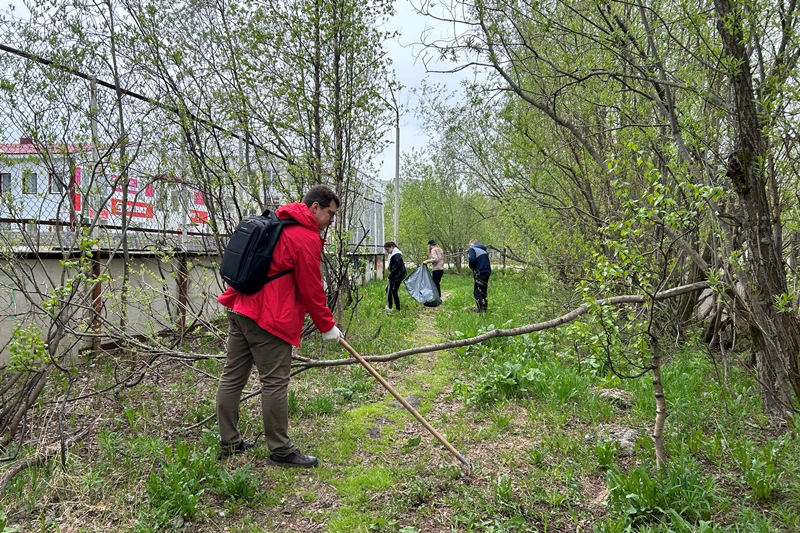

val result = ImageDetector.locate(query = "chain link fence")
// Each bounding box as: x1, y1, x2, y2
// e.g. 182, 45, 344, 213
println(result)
0, 10, 385, 364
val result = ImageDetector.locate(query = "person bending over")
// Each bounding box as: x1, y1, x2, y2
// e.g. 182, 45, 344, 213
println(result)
216, 185, 343, 467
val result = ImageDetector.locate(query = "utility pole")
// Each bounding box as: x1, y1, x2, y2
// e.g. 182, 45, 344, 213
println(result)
394, 108, 400, 243
390, 86, 400, 243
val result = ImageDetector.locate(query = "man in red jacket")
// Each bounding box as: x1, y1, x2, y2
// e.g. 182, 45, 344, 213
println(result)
216, 185, 343, 467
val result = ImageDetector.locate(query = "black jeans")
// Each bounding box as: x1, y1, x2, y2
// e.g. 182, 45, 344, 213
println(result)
473, 271, 490, 311
432, 269, 443, 298
386, 280, 402, 309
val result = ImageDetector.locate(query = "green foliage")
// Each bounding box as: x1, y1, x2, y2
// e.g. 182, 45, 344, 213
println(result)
143, 441, 216, 527
607, 457, 716, 527
303, 392, 337, 416
594, 440, 619, 470
288, 388, 299, 416
0, 508, 22, 533
453, 332, 590, 407
215, 465, 258, 503
730, 437, 788, 501
333, 366, 373, 403
7, 326, 48, 372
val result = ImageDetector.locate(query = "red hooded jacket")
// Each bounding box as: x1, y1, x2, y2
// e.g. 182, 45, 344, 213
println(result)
216, 202, 336, 346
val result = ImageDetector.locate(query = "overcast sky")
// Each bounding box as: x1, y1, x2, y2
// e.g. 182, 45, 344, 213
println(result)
376, 0, 470, 183
1, 0, 470, 183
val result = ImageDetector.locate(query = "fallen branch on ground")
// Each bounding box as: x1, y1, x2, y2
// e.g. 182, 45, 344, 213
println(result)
0, 424, 92, 496
291, 282, 710, 375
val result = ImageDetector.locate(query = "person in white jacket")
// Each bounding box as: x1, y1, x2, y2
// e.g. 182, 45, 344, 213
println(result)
424, 239, 444, 297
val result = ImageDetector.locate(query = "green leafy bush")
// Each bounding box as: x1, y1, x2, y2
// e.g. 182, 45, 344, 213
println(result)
454, 333, 589, 406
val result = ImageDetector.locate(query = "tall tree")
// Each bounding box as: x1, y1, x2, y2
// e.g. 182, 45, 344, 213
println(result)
416, 0, 800, 415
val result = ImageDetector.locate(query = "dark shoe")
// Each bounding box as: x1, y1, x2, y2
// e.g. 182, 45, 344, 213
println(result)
268, 450, 319, 468
218, 440, 255, 459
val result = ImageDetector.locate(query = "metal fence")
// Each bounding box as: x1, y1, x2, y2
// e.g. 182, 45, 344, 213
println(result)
0, 9, 386, 362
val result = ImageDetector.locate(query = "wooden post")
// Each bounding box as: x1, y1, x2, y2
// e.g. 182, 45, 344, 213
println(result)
91, 254, 102, 353
177, 253, 188, 332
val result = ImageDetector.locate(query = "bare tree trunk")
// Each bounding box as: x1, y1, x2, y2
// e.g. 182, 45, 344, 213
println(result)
714, 0, 800, 415
650, 335, 667, 469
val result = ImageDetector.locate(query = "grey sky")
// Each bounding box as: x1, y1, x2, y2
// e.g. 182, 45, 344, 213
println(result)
376, 0, 470, 182
1, 0, 470, 183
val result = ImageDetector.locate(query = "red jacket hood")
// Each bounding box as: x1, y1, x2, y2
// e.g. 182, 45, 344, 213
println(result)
277, 202, 320, 233
216, 201, 335, 345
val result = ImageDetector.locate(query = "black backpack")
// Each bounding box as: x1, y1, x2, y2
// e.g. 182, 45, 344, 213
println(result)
219, 209, 298, 295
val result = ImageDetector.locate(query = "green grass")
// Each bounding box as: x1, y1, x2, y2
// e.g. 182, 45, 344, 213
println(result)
2, 270, 800, 532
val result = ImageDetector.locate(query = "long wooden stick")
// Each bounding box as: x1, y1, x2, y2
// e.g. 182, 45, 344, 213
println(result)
338, 338, 471, 474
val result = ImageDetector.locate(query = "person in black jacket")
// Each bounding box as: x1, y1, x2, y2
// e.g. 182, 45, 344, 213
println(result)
383, 241, 406, 311
468, 239, 491, 312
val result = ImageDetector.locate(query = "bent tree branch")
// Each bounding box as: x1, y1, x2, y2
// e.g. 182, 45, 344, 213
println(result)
291, 282, 711, 374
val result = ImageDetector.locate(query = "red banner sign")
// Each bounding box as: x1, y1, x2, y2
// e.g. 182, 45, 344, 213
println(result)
111, 199, 154, 219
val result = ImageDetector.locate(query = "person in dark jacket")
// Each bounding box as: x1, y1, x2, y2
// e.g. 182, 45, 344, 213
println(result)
216, 185, 343, 467
468, 239, 491, 312
383, 241, 406, 311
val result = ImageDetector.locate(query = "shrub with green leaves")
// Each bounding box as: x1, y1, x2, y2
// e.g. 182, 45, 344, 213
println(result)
7, 326, 48, 372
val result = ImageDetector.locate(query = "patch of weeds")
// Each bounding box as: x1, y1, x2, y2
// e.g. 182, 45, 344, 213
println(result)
215, 464, 258, 503
721, 507, 783, 532
394, 475, 437, 511
492, 412, 513, 431
80, 466, 106, 503
493, 474, 520, 513
142, 440, 217, 528
446, 479, 529, 531
527, 445, 548, 466
606, 456, 716, 527
684, 427, 709, 457
184, 396, 216, 425
594, 440, 619, 470
773, 500, 800, 531
576, 392, 616, 424
403, 435, 422, 449
730, 435, 787, 501
453, 333, 590, 407
541, 429, 583, 460
0, 507, 22, 533
453, 355, 542, 405
127, 434, 167, 459
303, 392, 337, 416
288, 388, 299, 416
334, 366, 373, 403
97, 429, 122, 460
6, 451, 49, 514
